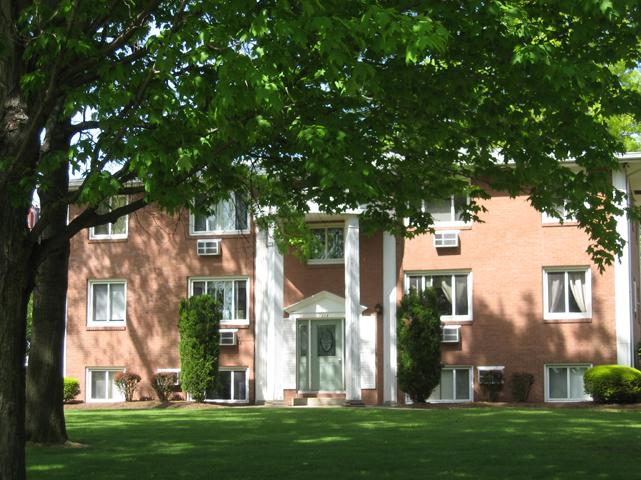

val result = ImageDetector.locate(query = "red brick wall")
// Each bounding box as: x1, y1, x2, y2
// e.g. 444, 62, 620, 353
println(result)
397, 192, 617, 402
66, 203, 255, 401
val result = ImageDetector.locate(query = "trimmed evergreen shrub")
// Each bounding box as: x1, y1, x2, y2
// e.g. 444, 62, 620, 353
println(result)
152, 372, 178, 402
397, 287, 443, 403
63, 377, 80, 402
510, 372, 535, 402
114, 372, 141, 402
584, 365, 641, 403
178, 295, 221, 402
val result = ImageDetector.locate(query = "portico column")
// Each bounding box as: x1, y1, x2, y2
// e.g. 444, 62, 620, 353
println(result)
344, 214, 362, 402
383, 232, 397, 404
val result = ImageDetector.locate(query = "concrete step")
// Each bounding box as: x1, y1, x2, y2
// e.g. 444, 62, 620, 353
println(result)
292, 397, 345, 407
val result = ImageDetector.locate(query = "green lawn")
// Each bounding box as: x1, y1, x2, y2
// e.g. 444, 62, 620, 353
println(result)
27, 407, 641, 479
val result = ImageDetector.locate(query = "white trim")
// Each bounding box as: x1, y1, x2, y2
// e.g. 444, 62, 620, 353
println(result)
344, 214, 361, 401
204, 367, 249, 404
254, 227, 269, 402
613, 169, 635, 366
542, 267, 592, 321
87, 279, 127, 327
89, 195, 129, 240
544, 363, 592, 402
404, 270, 473, 322
427, 366, 474, 403
86, 367, 125, 403
188, 276, 250, 326
383, 232, 397, 404
284, 290, 367, 319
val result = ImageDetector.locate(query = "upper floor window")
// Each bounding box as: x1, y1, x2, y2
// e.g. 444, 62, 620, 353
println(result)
424, 195, 468, 226
88, 280, 126, 326
190, 194, 249, 235
542, 203, 575, 224
309, 225, 344, 264
90, 196, 128, 239
405, 271, 472, 322
189, 277, 249, 325
543, 267, 591, 320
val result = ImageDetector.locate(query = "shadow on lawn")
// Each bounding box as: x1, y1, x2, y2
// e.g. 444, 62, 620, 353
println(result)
28, 408, 641, 480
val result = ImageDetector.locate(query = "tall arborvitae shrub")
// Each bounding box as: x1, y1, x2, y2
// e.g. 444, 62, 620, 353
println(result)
397, 287, 443, 403
178, 295, 221, 402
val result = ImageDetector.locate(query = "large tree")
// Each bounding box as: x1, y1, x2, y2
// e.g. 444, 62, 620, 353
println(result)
3, 1, 641, 478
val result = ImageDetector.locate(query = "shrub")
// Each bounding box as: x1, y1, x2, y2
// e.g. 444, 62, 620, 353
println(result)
479, 370, 504, 401
510, 372, 535, 402
397, 287, 443, 403
114, 372, 141, 402
63, 377, 80, 402
178, 295, 221, 402
152, 372, 178, 401
584, 365, 641, 404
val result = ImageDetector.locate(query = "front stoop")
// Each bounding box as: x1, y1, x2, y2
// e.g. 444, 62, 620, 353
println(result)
292, 397, 346, 407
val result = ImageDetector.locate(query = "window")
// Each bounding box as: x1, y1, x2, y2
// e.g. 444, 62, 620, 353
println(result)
406, 271, 473, 322
428, 367, 473, 402
309, 225, 344, 264
543, 268, 591, 320
90, 196, 128, 239
191, 194, 248, 234
190, 278, 248, 324
87, 368, 124, 402
545, 364, 591, 402
424, 195, 468, 226
156, 368, 181, 386
205, 368, 248, 402
478, 366, 505, 385
88, 280, 126, 326
542, 203, 575, 224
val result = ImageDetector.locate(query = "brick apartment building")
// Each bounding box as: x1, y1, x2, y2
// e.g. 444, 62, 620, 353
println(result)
64, 156, 641, 405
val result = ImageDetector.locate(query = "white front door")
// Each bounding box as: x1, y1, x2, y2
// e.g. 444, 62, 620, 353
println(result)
297, 319, 344, 391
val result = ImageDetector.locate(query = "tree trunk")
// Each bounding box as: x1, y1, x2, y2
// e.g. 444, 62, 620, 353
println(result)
25, 159, 70, 443
0, 200, 32, 480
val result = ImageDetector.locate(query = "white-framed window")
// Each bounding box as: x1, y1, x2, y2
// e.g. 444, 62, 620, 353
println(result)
308, 224, 344, 264
190, 193, 249, 235
405, 271, 473, 322
87, 368, 124, 402
156, 368, 181, 386
543, 267, 591, 320
542, 203, 576, 224
428, 366, 473, 402
478, 366, 505, 385
545, 364, 591, 402
89, 196, 128, 239
88, 280, 127, 326
189, 277, 249, 325
205, 367, 248, 403
423, 195, 469, 226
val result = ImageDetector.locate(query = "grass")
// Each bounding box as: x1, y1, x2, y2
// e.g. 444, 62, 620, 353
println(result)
27, 406, 641, 479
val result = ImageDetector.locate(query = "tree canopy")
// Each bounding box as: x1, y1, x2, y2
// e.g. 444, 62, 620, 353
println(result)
3, 1, 641, 478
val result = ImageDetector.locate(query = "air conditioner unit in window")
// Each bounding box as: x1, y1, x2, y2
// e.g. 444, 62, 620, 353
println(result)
442, 325, 460, 343
197, 239, 221, 256
434, 231, 459, 248
219, 330, 237, 346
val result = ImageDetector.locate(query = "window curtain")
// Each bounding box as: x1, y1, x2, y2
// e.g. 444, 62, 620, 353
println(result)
568, 272, 587, 313
454, 275, 468, 315
439, 277, 453, 304
548, 272, 564, 312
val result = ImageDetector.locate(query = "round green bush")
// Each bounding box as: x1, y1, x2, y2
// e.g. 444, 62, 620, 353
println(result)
583, 365, 641, 404
63, 377, 80, 402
